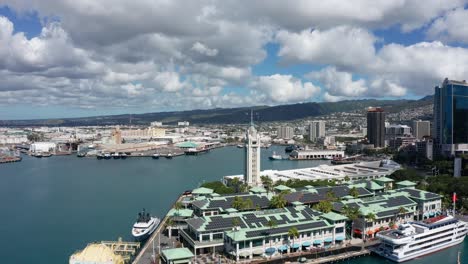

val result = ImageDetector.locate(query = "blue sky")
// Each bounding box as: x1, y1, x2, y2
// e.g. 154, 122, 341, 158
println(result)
0, 1, 467, 119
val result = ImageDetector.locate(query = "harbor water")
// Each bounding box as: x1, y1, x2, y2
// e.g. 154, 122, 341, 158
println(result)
0, 146, 466, 264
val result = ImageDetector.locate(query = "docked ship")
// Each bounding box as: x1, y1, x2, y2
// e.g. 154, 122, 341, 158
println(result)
269, 151, 283, 160
372, 215, 468, 262
131, 209, 160, 241
152, 153, 160, 159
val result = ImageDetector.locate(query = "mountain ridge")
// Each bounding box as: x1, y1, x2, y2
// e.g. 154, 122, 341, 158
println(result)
0, 96, 433, 127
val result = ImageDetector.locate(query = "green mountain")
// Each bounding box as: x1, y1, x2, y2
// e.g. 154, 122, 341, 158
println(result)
0, 96, 433, 126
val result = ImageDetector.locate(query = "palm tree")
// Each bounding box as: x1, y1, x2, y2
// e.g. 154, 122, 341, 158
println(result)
174, 202, 184, 214
270, 194, 287, 209
165, 218, 176, 238
313, 200, 333, 213
261, 175, 273, 195
342, 205, 359, 239
349, 187, 359, 198
288, 227, 299, 253
173, 202, 184, 239
266, 219, 277, 258
397, 207, 407, 223
244, 198, 254, 210
232, 196, 245, 210
364, 213, 376, 241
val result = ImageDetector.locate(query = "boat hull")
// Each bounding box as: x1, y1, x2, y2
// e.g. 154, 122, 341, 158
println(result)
372, 236, 466, 262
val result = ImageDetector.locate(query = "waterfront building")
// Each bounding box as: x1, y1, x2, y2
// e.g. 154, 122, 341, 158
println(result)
160, 248, 194, 264
180, 183, 442, 260
181, 205, 347, 260
111, 127, 122, 144
276, 126, 294, 139
309, 121, 326, 142
244, 120, 261, 186
412, 120, 431, 140
433, 78, 468, 156
225, 160, 401, 184
289, 149, 344, 160
333, 192, 418, 238
121, 127, 166, 138
30, 142, 57, 153
367, 107, 385, 148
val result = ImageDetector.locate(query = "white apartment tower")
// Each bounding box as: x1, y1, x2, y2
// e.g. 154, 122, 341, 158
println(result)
245, 115, 261, 186
309, 121, 326, 142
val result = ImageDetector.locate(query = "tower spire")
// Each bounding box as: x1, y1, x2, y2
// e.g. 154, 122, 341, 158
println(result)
250, 109, 254, 127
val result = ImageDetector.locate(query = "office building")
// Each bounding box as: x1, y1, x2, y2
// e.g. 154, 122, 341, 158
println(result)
276, 126, 294, 139
433, 79, 468, 156
309, 121, 326, 142
367, 107, 385, 148
416, 139, 434, 161
412, 120, 431, 140
178, 121, 190, 126
386, 124, 411, 139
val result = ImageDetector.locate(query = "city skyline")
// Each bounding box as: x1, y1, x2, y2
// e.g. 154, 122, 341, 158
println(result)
0, 1, 468, 120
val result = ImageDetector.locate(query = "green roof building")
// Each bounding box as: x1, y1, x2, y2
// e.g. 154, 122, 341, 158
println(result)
161, 248, 194, 264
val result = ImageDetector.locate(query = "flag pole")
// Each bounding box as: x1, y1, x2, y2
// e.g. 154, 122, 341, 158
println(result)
452, 192, 456, 216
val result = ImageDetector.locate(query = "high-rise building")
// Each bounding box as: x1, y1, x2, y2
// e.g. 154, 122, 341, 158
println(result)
367, 107, 385, 148
433, 78, 468, 156
276, 126, 294, 139
386, 124, 411, 139
245, 119, 261, 186
309, 121, 326, 142
412, 120, 431, 140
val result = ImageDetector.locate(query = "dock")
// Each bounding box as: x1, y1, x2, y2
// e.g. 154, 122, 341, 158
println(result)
132, 195, 185, 264
0, 156, 22, 164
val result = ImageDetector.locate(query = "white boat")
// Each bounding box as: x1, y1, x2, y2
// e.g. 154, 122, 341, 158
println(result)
112, 152, 121, 159
372, 215, 468, 262
237, 144, 244, 148
269, 151, 283, 160
152, 153, 160, 159
132, 209, 160, 241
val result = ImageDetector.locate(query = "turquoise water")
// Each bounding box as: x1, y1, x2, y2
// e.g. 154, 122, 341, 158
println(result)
0, 146, 465, 263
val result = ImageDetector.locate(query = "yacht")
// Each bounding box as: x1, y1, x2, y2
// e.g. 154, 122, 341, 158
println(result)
269, 151, 283, 160
372, 215, 468, 262
152, 153, 160, 159
103, 153, 111, 160
131, 209, 160, 241
166, 153, 173, 159
112, 152, 121, 159
120, 153, 127, 159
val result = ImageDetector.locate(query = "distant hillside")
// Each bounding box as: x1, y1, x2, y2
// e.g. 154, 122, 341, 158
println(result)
0, 96, 433, 127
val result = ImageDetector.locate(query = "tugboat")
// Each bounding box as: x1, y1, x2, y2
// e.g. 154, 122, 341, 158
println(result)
269, 151, 283, 160
152, 153, 160, 159
131, 209, 160, 241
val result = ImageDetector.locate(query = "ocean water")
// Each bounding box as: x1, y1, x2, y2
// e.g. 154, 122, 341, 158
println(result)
0, 146, 465, 263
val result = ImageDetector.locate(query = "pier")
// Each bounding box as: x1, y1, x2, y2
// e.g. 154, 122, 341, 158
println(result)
133, 195, 185, 264
0, 156, 21, 164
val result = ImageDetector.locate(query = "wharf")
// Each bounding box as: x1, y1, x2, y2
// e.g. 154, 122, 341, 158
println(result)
251, 245, 373, 264
0, 156, 22, 163
132, 195, 185, 264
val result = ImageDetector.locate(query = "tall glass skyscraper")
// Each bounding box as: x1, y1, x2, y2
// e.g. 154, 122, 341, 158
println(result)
433, 78, 468, 156
367, 107, 385, 148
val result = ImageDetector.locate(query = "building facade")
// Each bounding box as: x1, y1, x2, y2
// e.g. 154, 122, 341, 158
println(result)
276, 126, 294, 139
433, 78, 468, 156
367, 107, 385, 148
309, 121, 326, 142
245, 123, 261, 186
412, 120, 431, 140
